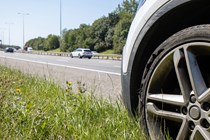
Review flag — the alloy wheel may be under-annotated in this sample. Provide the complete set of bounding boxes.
[146,42,210,139]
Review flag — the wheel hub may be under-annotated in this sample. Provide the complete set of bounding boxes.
[189,106,201,120]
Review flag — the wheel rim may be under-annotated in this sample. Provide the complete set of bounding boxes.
[146,42,210,139]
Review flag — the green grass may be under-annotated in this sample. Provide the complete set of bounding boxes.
[47,48,61,52]
[101,49,115,54]
[0,65,146,139]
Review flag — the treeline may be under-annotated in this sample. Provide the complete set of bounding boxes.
[26,0,139,54]
[26,35,59,51]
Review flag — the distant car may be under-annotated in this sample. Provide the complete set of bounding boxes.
[70,48,92,59]
[91,51,98,56]
[4,47,14,53]
[27,47,33,52]
[13,48,17,52]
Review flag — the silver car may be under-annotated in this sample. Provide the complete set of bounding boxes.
[70,48,92,59]
[122,0,210,139]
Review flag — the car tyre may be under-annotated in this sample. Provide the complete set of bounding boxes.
[140,25,210,139]
[78,54,82,59]
[70,54,73,58]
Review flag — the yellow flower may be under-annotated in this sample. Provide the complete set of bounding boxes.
[66,81,72,85]
[16,88,21,93]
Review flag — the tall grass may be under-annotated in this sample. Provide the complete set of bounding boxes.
[47,48,61,52]
[0,65,146,139]
[101,49,115,54]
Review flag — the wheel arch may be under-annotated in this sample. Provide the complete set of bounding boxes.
[127,0,210,115]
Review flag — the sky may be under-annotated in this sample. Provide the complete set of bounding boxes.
[0,0,124,47]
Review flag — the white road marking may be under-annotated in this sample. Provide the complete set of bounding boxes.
[0,55,121,76]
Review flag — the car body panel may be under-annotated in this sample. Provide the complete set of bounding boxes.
[122,0,192,114]
[122,0,170,74]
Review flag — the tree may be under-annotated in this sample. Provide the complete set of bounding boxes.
[26,0,139,54]
[116,0,138,15]
[112,0,139,54]
[113,13,133,54]
[26,37,45,50]
[44,34,59,51]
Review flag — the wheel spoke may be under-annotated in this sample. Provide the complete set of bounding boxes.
[198,88,210,103]
[190,126,210,140]
[206,110,210,124]
[147,103,185,122]
[148,94,184,106]
[176,119,190,140]
[173,49,191,103]
[184,47,207,97]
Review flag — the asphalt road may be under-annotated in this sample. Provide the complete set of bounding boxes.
[0,51,121,75]
[0,51,122,101]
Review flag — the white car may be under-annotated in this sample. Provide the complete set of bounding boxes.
[70,48,92,59]
[27,47,33,52]
[122,0,210,139]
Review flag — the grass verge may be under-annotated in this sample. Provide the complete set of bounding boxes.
[47,48,61,52]
[100,49,115,54]
[0,65,146,139]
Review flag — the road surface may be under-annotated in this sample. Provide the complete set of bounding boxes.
[0,51,122,101]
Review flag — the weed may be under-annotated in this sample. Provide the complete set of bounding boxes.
[0,65,146,139]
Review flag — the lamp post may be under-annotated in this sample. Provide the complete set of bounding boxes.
[18,12,29,48]
[0,32,4,46]
[60,0,62,37]
[0,28,6,45]
[59,0,63,50]
[5,22,13,46]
